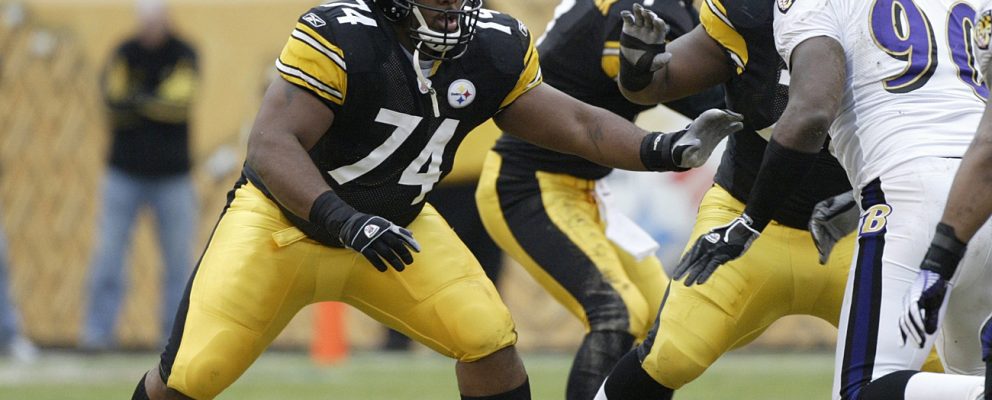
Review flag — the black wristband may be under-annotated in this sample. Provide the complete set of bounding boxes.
[619,32,666,92]
[640,130,690,172]
[921,222,968,279]
[309,190,359,246]
[742,138,818,231]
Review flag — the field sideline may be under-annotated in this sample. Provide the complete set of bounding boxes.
[0,350,834,399]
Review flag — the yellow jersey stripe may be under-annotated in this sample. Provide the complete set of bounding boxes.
[295,23,344,59]
[595,0,618,15]
[700,0,748,74]
[704,0,730,23]
[601,55,620,79]
[276,59,345,105]
[500,36,543,109]
[602,42,621,79]
[104,56,130,102]
[278,34,347,104]
[291,29,347,71]
[156,59,197,104]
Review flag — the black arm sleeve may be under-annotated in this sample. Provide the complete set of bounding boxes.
[741,138,818,231]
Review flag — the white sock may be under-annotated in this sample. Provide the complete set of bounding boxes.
[904,372,984,400]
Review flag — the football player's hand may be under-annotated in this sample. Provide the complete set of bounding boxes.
[619,3,671,91]
[899,269,950,348]
[339,213,421,272]
[898,223,967,348]
[809,190,859,264]
[676,109,744,168]
[673,215,760,286]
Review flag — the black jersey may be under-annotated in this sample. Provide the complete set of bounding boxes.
[492,0,725,180]
[700,0,850,230]
[244,2,542,245]
[104,36,197,177]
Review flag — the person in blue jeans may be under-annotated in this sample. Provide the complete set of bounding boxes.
[81,0,199,350]
[0,216,38,361]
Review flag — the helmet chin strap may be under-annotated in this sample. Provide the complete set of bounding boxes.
[411,6,459,53]
[412,45,441,118]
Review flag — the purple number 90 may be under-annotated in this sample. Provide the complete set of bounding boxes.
[870,0,988,98]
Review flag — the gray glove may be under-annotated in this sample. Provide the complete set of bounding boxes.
[809,190,859,264]
[678,109,743,168]
[619,3,671,91]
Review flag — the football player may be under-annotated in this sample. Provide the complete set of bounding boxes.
[673,0,992,398]
[130,0,743,399]
[474,1,725,399]
[906,3,992,399]
[594,1,943,399]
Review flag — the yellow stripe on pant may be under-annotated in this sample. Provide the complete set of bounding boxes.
[166,182,516,399]
[476,151,667,340]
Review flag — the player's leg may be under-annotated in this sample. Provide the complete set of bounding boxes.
[135,182,328,400]
[148,173,197,344]
[82,168,144,349]
[336,203,528,399]
[929,218,992,375]
[596,185,798,399]
[476,152,655,400]
[808,220,947,374]
[833,165,983,400]
[0,219,19,345]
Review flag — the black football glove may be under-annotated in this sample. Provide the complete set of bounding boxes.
[673,214,760,286]
[898,223,966,348]
[809,190,859,264]
[339,213,421,272]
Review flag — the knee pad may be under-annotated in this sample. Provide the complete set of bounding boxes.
[433,280,517,362]
[636,320,722,390]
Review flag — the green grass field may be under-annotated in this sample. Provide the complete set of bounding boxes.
[0,350,835,399]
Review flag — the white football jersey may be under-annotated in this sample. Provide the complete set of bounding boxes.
[774,0,987,191]
[975,0,992,79]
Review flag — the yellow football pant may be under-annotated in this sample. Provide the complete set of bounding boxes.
[476,151,666,339]
[637,185,941,389]
[165,182,516,399]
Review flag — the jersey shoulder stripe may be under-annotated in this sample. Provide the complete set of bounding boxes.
[292,23,346,70]
[499,29,543,109]
[276,6,362,107]
[275,58,344,102]
[701,0,748,73]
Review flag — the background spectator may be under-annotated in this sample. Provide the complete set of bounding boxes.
[80,0,198,351]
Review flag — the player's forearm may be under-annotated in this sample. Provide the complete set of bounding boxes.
[940,114,992,242]
[740,101,832,230]
[619,70,670,105]
[498,84,649,171]
[246,130,331,221]
[620,27,734,105]
[571,105,652,171]
[740,94,831,232]
[744,37,845,231]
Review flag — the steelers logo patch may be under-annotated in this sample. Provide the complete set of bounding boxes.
[778,0,794,13]
[448,79,476,109]
[976,10,992,51]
